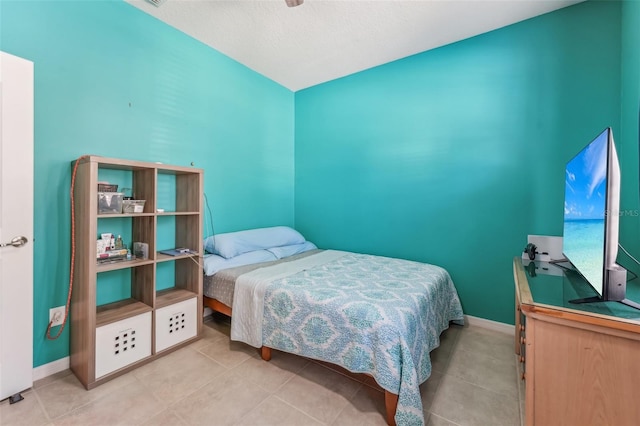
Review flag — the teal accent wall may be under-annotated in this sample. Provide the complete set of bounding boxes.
[619,0,640,276]
[0,0,634,369]
[1,1,294,367]
[294,1,622,324]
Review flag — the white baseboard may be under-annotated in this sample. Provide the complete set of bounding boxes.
[464,314,515,335]
[33,356,69,382]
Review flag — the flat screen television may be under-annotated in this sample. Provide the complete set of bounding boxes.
[563,127,640,309]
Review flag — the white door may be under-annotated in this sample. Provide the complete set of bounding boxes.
[0,51,34,401]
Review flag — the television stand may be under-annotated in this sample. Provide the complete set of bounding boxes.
[514,257,640,426]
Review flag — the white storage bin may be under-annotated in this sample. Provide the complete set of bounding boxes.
[95,312,151,379]
[155,297,197,352]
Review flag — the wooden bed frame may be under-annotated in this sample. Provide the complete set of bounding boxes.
[203,295,399,426]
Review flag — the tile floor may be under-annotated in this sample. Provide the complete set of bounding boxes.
[1,318,522,426]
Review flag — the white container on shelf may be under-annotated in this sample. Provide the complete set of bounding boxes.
[155,297,197,352]
[95,312,151,379]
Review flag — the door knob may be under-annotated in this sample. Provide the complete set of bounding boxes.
[0,236,28,248]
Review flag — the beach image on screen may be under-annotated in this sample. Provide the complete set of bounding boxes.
[563,130,608,295]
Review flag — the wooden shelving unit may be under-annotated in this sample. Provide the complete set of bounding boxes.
[70,156,203,390]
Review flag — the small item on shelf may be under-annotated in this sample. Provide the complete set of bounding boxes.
[96,239,110,257]
[122,199,146,214]
[98,192,123,214]
[97,182,118,192]
[121,187,133,201]
[97,248,128,264]
[97,234,125,258]
[133,242,149,260]
[159,248,195,256]
[97,249,127,258]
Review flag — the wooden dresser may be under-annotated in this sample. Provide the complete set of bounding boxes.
[513,257,640,426]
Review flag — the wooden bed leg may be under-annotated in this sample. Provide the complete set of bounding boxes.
[384,390,398,426]
[260,346,272,361]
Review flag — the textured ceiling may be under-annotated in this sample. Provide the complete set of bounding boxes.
[125,0,582,91]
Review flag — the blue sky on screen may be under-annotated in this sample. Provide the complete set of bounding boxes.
[564,130,608,220]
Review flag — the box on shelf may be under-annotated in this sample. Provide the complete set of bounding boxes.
[97,183,118,192]
[97,249,128,264]
[133,242,149,260]
[98,192,123,214]
[95,312,151,379]
[155,298,197,352]
[96,239,111,256]
[123,200,146,214]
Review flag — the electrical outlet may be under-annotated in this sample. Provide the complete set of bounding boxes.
[49,306,65,327]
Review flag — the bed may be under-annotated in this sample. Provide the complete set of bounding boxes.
[202,227,464,426]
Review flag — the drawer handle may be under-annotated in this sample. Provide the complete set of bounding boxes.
[521,372,526,381]
[520,324,525,331]
[520,356,525,363]
[520,336,526,345]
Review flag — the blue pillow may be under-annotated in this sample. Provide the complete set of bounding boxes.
[203,250,277,276]
[204,226,306,259]
[266,241,317,259]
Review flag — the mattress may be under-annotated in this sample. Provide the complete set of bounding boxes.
[203,249,323,307]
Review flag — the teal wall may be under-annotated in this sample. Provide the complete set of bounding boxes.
[1,0,636,368]
[619,0,640,276]
[294,1,623,324]
[1,1,294,367]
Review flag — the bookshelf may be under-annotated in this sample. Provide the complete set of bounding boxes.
[70,156,203,389]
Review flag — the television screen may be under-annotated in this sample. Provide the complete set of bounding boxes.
[563,129,610,295]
